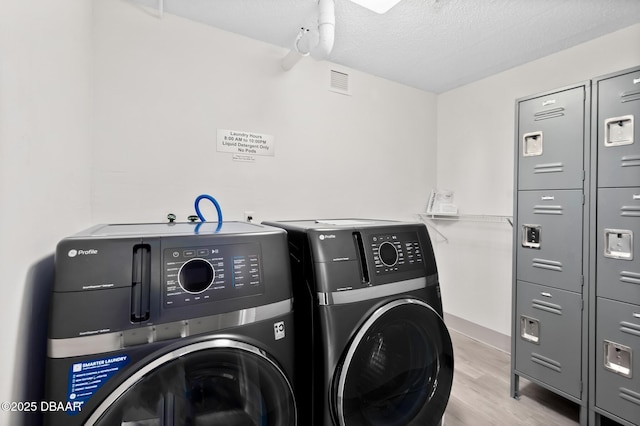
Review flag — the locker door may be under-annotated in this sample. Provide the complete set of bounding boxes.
[597,68,640,188]
[595,297,640,426]
[516,189,583,293]
[517,86,586,190]
[515,281,582,399]
[597,187,640,305]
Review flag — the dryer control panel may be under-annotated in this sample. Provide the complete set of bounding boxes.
[369,231,424,276]
[163,243,262,308]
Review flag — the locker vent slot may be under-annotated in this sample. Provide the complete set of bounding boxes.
[533,107,565,121]
[620,271,640,286]
[533,205,563,215]
[621,205,640,217]
[532,258,563,272]
[621,155,640,168]
[619,388,640,406]
[620,321,640,338]
[604,115,634,147]
[604,340,632,378]
[621,90,640,103]
[532,299,562,315]
[533,162,564,174]
[531,353,562,372]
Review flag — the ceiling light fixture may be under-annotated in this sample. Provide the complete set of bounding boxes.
[348,0,403,14]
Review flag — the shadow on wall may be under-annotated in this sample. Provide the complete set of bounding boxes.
[12,254,55,426]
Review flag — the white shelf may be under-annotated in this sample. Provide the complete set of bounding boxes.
[417,213,514,243]
[419,213,513,225]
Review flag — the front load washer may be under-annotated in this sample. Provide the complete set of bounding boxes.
[262,219,454,426]
[44,222,296,426]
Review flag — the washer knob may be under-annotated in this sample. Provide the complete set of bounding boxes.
[178,258,215,294]
[379,241,399,267]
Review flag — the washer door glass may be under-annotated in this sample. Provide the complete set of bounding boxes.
[333,299,454,426]
[90,340,296,426]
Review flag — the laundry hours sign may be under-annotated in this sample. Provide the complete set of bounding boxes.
[217,129,275,157]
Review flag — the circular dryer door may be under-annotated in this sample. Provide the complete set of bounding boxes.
[333,298,454,426]
[86,339,296,425]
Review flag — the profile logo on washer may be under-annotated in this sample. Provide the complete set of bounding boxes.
[68,248,99,258]
[319,234,336,241]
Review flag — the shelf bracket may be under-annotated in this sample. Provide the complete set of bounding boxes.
[422,220,448,243]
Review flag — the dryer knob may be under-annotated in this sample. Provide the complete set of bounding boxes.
[379,241,399,267]
[178,258,215,294]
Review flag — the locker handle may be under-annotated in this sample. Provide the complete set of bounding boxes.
[540,292,552,298]
[633,194,640,200]
[633,313,640,319]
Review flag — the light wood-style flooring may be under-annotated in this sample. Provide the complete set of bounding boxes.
[444,330,580,426]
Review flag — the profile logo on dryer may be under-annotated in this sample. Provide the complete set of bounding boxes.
[68,248,99,258]
[319,234,336,241]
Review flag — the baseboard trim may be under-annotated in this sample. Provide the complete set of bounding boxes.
[443,312,511,354]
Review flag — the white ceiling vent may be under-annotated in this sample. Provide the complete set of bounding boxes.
[329,69,351,95]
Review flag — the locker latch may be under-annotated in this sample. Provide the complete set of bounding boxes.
[523,131,543,157]
[522,225,541,249]
[604,115,634,147]
[604,229,633,260]
[520,315,540,344]
[604,340,632,378]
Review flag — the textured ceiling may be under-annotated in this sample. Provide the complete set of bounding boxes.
[130,0,640,93]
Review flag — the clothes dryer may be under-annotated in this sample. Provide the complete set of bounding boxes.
[262,219,453,426]
[44,222,296,425]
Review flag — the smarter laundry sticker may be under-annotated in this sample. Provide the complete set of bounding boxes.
[66,355,129,414]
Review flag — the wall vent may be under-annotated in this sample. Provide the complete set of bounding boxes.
[329,69,351,95]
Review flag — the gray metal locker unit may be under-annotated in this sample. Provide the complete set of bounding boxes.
[596,67,640,189]
[590,65,640,426]
[594,298,640,426]
[514,281,583,399]
[596,187,640,305]
[516,189,584,293]
[511,82,590,426]
[517,85,587,191]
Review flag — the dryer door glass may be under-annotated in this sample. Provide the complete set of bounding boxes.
[89,340,296,425]
[334,299,454,426]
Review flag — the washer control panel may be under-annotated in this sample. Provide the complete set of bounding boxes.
[163,243,262,307]
[370,231,423,276]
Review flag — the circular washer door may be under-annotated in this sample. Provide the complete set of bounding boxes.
[86,339,296,426]
[333,298,454,426]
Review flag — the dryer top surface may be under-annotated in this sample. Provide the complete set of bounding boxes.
[69,221,281,239]
[264,218,421,232]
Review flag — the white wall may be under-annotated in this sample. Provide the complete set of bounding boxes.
[1,0,638,416]
[0,0,93,418]
[0,0,436,416]
[436,23,640,343]
[92,0,438,225]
